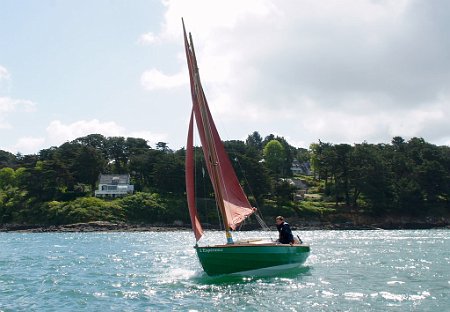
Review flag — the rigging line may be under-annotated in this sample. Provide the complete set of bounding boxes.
[255,212,271,232]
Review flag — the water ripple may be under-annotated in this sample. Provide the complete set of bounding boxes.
[0,230,448,311]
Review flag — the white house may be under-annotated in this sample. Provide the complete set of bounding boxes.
[95,174,134,198]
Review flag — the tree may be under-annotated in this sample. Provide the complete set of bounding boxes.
[349,143,390,213]
[152,153,185,194]
[45,197,124,225]
[74,134,108,149]
[275,136,295,177]
[129,148,165,191]
[333,144,352,206]
[0,167,16,189]
[0,150,17,168]
[310,141,334,193]
[119,192,168,223]
[263,140,285,177]
[18,160,72,202]
[106,137,128,172]
[156,142,171,153]
[246,131,263,156]
[71,146,107,192]
[274,179,296,206]
[73,134,109,158]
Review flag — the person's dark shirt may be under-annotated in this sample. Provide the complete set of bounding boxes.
[277,221,294,244]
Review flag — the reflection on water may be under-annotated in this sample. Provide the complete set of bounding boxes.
[192,265,312,285]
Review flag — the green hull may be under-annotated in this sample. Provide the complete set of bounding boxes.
[196,244,310,276]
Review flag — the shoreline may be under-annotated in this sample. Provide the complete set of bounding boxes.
[1,220,449,233]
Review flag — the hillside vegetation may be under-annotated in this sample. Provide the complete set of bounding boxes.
[1,133,449,228]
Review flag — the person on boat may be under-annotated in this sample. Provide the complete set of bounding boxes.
[276,216,294,244]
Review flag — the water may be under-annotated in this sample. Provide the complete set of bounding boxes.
[0,230,448,311]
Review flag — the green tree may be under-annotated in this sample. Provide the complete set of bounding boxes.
[0,167,16,189]
[119,192,168,223]
[263,139,285,177]
[152,153,185,194]
[349,143,390,213]
[0,150,17,168]
[333,144,352,206]
[45,197,124,225]
[274,179,296,207]
[71,146,106,192]
[74,134,108,149]
[106,137,128,172]
[246,131,264,156]
[18,160,72,202]
[129,148,165,191]
[155,142,171,152]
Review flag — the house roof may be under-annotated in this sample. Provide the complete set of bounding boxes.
[98,174,130,184]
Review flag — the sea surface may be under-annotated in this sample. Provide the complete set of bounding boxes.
[0,229,448,311]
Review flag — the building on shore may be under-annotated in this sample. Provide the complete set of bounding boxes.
[95,174,134,198]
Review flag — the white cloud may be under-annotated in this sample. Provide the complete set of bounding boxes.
[141,68,186,90]
[0,65,10,81]
[161,0,276,40]
[137,32,159,45]
[0,97,36,113]
[4,1,450,156]
[147,0,450,147]
[3,119,170,154]
[12,137,46,155]
[45,119,126,145]
[0,65,11,93]
[0,97,37,129]
[45,119,169,149]
[139,0,276,90]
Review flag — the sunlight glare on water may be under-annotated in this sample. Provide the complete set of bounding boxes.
[0,230,448,311]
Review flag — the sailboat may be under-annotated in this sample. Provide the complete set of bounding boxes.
[183,20,310,276]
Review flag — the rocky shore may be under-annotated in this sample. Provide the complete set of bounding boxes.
[1,219,449,233]
[0,221,193,233]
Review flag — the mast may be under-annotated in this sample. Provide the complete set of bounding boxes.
[187,33,234,244]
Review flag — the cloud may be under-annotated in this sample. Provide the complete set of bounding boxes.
[0,65,11,93]
[160,0,277,40]
[0,97,37,128]
[45,119,168,149]
[139,0,276,90]
[0,65,10,81]
[45,119,126,145]
[147,0,450,147]
[141,68,186,90]
[137,32,159,45]
[3,119,169,154]
[12,137,46,155]
[0,97,36,113]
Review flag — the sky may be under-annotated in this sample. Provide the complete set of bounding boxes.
[1,0,450,155]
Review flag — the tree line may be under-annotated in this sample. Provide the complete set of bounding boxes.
[0,133,449,226]
[310,137,450,217]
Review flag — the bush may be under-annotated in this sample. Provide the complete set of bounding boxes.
[118,192,168,223]
[44,197,124,225]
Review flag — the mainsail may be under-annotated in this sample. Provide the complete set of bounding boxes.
[183,20,255,242]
